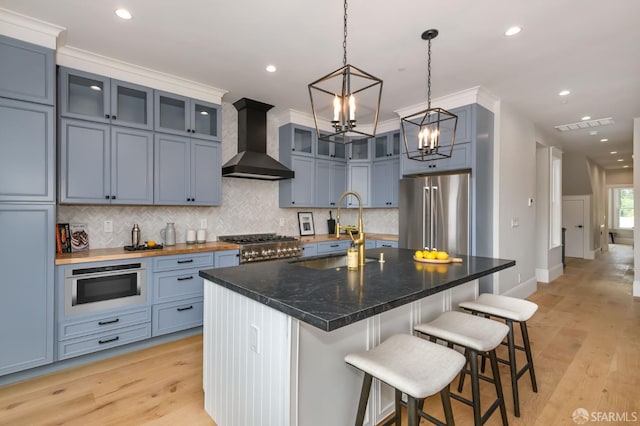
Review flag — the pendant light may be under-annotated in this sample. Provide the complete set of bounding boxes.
[401,29,458,161]
[308,0,383,144]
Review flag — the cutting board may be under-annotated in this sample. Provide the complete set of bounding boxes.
[413,256,463,264]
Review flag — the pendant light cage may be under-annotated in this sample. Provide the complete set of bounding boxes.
[402,29,458,161]
[308,0,383,144]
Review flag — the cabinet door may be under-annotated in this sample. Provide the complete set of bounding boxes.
[347,164,370,207]
[0,204,54,375]
[154,133,190,205]
[0,35,55,105]
[110,80,153,130]
[0,98,54,202]
[291,156,315,206]
[59,119,111,204]
[191,139,221,206]
[315,159,333,207]
[191,100,221,141]
[331,161,347,206]
[373,134,390,159]
[154,91,190,136]
[349,139,369,161]
[59,68,111,124]
[371,161,391,207]
[111,127,154,204]
[215,250,240,268]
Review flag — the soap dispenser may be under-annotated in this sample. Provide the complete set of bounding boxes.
[347,243,359,271]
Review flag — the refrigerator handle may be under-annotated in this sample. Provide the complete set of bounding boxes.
[431,185,438,251]
[423,186,430,250]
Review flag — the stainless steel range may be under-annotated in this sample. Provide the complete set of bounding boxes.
[219,233,302,263]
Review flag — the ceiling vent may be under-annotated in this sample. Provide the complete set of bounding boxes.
[554,117,614,132]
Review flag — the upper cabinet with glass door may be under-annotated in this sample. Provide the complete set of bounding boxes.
[348,138,370,161]
[59,67,153,130]
[154,90,221,141]
[317,132,346,161]
[373,131,400,160]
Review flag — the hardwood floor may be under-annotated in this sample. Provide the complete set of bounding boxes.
[1,244,638,425]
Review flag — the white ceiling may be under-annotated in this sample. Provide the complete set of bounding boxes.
[2,0,639,170]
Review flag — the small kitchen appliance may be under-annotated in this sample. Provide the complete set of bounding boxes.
[219,233,302,263]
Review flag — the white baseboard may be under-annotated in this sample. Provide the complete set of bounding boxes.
[535,263,564,283]
[501,277,537,299]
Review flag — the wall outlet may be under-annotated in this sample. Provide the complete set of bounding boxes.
[200,218,208,229]
[518,273,522,283]
[279,218,285,227]
[511,217,519,228]
[103,220,113,233]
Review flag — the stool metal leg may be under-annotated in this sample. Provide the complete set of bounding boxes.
[440,384,455,426]
[407,396,419,426]
[489,349,509,426]
[468,349,482,425]
[394,389,402,425]
[520,321,538,392]
[505,320,521,417]
[355,373,373,426]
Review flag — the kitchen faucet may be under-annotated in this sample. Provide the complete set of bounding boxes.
[335,191,366,266]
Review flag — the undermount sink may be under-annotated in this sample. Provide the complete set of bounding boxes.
[290,254,376,270]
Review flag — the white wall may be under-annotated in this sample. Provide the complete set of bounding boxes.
[494,102,537,296]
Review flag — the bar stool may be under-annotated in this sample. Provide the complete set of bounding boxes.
[414,311,509,426]
[459,293,538,417]
[345,334,466,426]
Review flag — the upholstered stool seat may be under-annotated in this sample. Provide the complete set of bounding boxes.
[414,311,509,426]
[345,334,466,426]
[459,294,538,417]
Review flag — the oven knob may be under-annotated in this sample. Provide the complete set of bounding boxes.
[276,248,282,255]
[250,250,258,258]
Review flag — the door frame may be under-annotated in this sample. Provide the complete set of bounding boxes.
[562,195,593,259]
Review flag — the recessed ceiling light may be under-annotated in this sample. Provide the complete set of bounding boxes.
[600,138,609,142]
[505,26,521,36]
[559,90,571,96]
[115,9,132,20]
[617,159,624,162]
[581,116,591,121]
[200,111,209,116]
[589,131,598,136]
[610,151,618,154]
[90,85,102,91]
[266,65,277,73]
[623,165,630,168]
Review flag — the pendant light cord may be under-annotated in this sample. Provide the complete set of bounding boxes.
[427,37,432,110]
[343,0,348,66]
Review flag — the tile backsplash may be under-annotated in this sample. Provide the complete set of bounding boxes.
[57,101,399,249]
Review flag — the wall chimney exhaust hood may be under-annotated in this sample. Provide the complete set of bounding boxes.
[222,98,294,180]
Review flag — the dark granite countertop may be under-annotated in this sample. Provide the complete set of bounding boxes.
[199,248,515,332]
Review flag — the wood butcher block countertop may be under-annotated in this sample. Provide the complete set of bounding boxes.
[54,241,241,265]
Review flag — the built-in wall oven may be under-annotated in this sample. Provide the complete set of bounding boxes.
[64,261,147,316]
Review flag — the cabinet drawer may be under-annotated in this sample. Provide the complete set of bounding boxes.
[153,268,204,303]
[153,252,214,272]
[301,243,318,257]
[57,323,151,360]
[375,240,398,248]
[152,298,203,336]
[58,307,151,340]
[316,240,351,254]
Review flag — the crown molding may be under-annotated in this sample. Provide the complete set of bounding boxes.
[57,46,227,104]
[394,86,500,117]
[276,108,400,133]
[0,8,64,49]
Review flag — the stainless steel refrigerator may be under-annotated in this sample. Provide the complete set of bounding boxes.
[399,171,471,255]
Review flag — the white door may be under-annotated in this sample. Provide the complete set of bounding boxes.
[563,199,584,258]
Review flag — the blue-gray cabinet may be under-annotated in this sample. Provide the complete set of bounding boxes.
[215,249,240,268]
[373,131,400,160]
[59,119,154,204]
[317,135,347,160]
[0,204,55,375]
[0,98,55,202]
[316,159,347,207]
[0,35,55,105]
[348,139,370,161]
[375,240,398,248]
[316,240,352,254]
[371,158,400,207]
[279,155,315,207]
[154,91,221,141]
[59,67,153,130]
[154,133,222,206]
[347,163,370,207]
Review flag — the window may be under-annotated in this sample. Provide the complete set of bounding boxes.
[609,187,634,229]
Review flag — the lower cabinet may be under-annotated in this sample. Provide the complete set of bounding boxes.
[316,240,352,254]
[375,240,398,248]
[152,298,204,336]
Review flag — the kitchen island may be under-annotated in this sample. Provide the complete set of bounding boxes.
[200,248,515,426]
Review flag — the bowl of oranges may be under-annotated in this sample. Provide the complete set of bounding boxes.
[413,249,462,264]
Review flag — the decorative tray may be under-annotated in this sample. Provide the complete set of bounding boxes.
[413,256,463,264]
[124,244,164,251]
